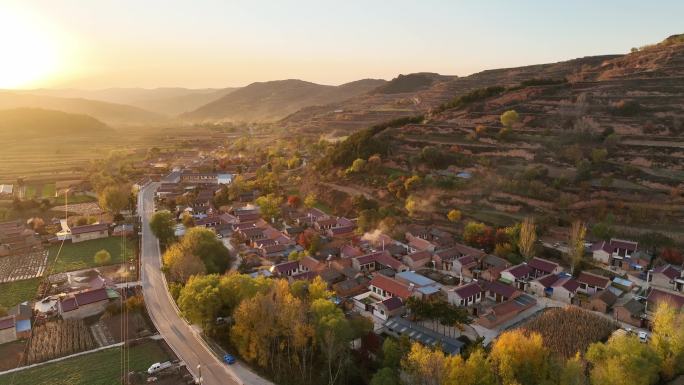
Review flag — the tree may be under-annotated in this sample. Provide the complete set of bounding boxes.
[181,227,232,274]
[382,338,404,369]
[370,367,397,385]
[287,195,301,208]
[311,298,353,385]
[304,193,317,208]
[149,210,176,245]
[591,148,608,164]
[650,301,684,380]
[405,195,419,217]
[163,243,206,283]
[93,249,112,265]
[347,158,367,174]
[568,220,586,274]
[298,228,321,254]
[308,276,332,302]
[518,217,537,260]
[586,334,661,385]
[559,353,588,385]
[255,193,282,221]
[177,274,222,327]
[490,330,550,385]
[98,185,130,214]
[447,209,462,222]
[181,212,195,228]
[500,110,520,128]
[462,221,495,251]
[404,175,422,192]
[402,342,448,385]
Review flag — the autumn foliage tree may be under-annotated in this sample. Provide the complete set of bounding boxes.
[517,217,536,260]
[490,330,551,385]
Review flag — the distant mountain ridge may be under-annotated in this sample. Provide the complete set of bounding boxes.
[181,78,387,122]
[0,91,165,125]
[0,108,109,138]
[19,87,238,116]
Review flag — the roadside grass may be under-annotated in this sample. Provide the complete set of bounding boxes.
[24,185,37,199]
[41,183,56,198]
[0,340,170,385]
[48,237,134,274]
[0,278,40,308]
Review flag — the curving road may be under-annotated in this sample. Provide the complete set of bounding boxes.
[138,182,272,385]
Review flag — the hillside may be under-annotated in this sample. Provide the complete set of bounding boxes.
[317,35,684,241]
[23,87,237,116]
[280,58,617,135]
[0,92,164,125]
[0,108,110,138]
[181,78,386,122]
[371,72,454,94]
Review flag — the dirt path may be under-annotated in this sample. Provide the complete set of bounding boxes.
[320,182,374,200]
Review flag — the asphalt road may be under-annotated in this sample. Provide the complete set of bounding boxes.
[138,182,272,385]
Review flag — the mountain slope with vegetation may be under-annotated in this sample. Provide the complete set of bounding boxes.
[0,108,110,138]
[181,78,386,122]
[313,34,684,243]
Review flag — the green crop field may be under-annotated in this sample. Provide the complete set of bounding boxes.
[0,278,40,309]
[48,237,134,273]
[0,341,170,385]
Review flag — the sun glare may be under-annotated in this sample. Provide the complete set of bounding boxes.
[0,9,61,89]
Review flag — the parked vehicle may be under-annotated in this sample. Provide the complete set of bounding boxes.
[148,361,173,374]
[223,354,236,365]
[638,331,649,343]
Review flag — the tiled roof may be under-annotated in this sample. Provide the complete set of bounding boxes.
[577,272,610,288]
[74,288,109,306]
[71,223,108,235]
[487,281,517,298]
[380,296,404,311]
[453,282,481,299]
[535,274,560,288]
[610,238,637,251]
[299,256,323,272]
[435,243,485,259]
[504,264,532,279]
[552,277,579,292]
[0,316,15,330]
[409,237,434,251]
[591,240,612,253]
[375,252,406,271]
[591,289,618,306]
[618,298,645,315]
[369,274,412,299]
[647,288,684,309]
[406,250,432,262]
[527,257,558,274]
[60,297,78,312]
[273,260,299,273]
[653,264,681,280]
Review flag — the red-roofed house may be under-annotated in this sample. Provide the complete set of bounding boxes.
[447,282,483,307]
[551,277,580,304]
[369,274,412,300]
[576,272,611,295]
[592,238,638,267]
[71,223,109,243]
[648,265,682,290]
[299,256,324,273]
[405,233,436,253]
[402,250,433,270]
[270,260,301,277]
[646,288,684,314]
[373,297,405,321]
[527,257,562,278]
[500,264,533,290]
[59,287,113,319]
[485,281,519,303]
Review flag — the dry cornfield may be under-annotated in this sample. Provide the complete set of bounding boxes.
[26,319,96,364]
[521,306,617,358]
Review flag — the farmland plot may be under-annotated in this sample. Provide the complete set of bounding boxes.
[26,319,96,364]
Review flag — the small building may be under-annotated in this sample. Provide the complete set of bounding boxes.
[646,288,684,314]
[368,274,412,300]
[500,264,532,290]
[373,297,405,321]
[576,271,611,295]
[383,316,464,355]
[333,277,370,297]
[70,223,109,243]
[591,238,638,267]
[270,261,301,277]
[59,287,116,319]
[529,273,579,304]
[647,264,681,290]
[402,250,433,270]
[614,298,645,327]
[394,271,442,300]
[476,294,537,329]
[583,289,618,313]
[527,257,562,279]
[447,282,482,307]
[485,281,519,303]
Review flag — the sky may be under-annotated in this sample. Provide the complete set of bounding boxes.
[1,0,683,89]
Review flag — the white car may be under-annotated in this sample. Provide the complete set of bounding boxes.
[638,331,649,343]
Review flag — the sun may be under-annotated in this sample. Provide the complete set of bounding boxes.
[0,9,61,89]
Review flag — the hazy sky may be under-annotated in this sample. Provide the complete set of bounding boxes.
[2,0,683,89]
